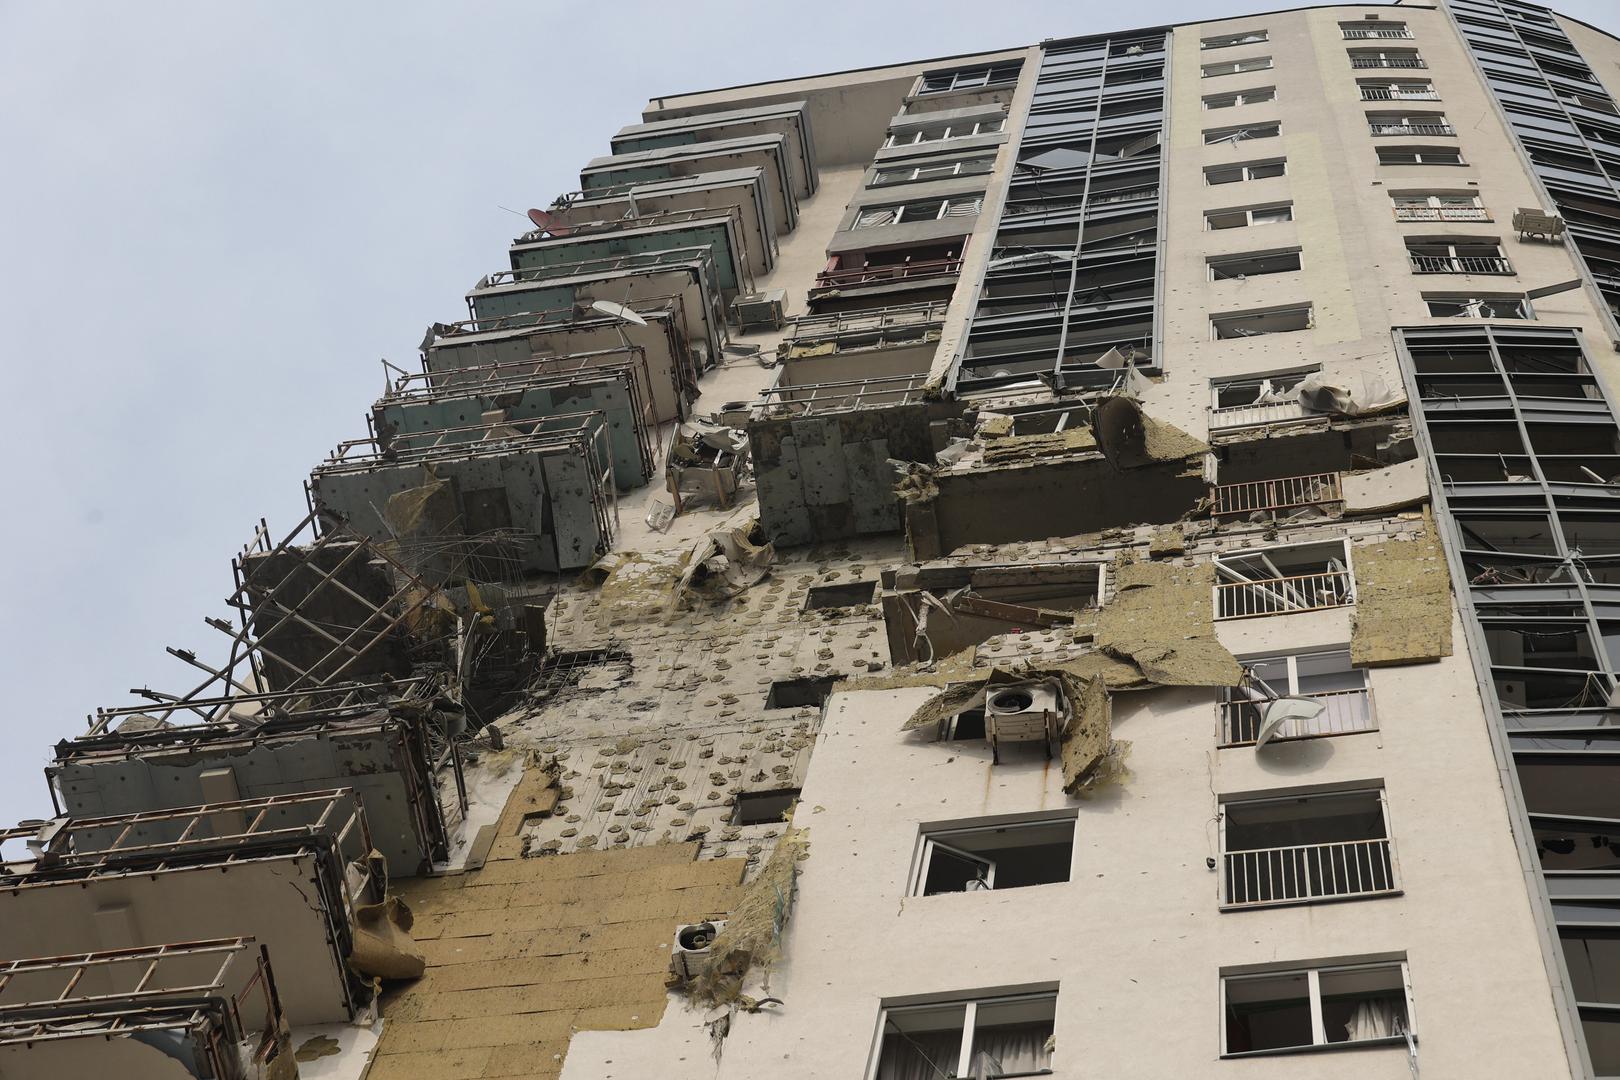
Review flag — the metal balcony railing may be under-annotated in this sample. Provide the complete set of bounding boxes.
[812,256,963,290]
[1409,253,1513,274]
[1343,27,1414,39]
[1351,57,1428,69]
[1215,569,1355,620]
[784,300,949,353]
[1393,205,1491,222]
[1213,471,1344,519]
[1218,686,1377,745]
[1369,121,1455,136]
[1223,837,1396,907]
[1209,398,1310,431]
[1360,87,1440,101]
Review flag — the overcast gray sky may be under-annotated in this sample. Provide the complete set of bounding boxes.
[1,0,1617,827]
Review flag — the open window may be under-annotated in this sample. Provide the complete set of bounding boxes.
[733,788,800,826]
[913,816,1075,896]
[1221,788,1397,906]
[805,580,877,610]
[1204,122,1281,145]
[1208,249,1301,281]
[1204,87,1277,110]
[1424,294,1531,319]
[1223,960,1412,1055]
[1211,305,1312,340]
[1214,539,1354,620]
[1205,203,1292,230]
[1205,159,1286,185]
[1220,649,1374,746]
[765,676,838,709]
[873,991,1056,1079]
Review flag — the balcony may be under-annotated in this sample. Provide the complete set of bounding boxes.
[1369,120,1455,136]
[1224,837,1396,906]
[1393,204,1491,222]
[1213,471,1344,520]
[1216,569,1354,619]
[1222,789,1397,908]
[1351,57,1427,69]
[1360,86,1440,101]
[1409,252,1514,274]
[812,255,963,290]
[1209,398,1309,431]
[1219,685,1376,745]
[1343,27,1413,40]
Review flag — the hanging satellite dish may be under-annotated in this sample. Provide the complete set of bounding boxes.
[1255,696,1327,748]
[590,299,648,326]
[526,208,551,231]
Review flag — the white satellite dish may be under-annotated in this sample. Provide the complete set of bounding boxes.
[1256,697,1327,748]
[590,299,648,326]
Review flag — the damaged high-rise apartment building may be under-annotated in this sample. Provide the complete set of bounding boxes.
[14,1,1620,1076]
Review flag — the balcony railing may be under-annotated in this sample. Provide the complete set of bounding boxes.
[1351,57,1427,69]
[1213,471,1343,520]
[1209,398,1310,431]
[1215,569,1355,620]
[812,256,963,290]
[784,300,949,355]
[1343,28,1414,39]
[1360,87,1440,101]
[1218,686,1377,746]
[1393,205,1491,222]
[1369,121,1455,136]
[1223,837,1397,907]
[1409,253,1513,274]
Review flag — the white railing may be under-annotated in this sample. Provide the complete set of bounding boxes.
[1343,28,1414,39]
[1209,398,1309,431]
[1219,686,1377,745]
[1224,837,1396,906]
[1409,254,1513,274]
[1361,87,1440,101]
[1393,205,1491,222]
[1351,57,1427,69]
[1214,471,1343,519]
[1215,570,1355,620]
[1369,121,1455,136]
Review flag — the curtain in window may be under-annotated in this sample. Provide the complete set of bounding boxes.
[972,1022,1053,1076]
[876,1030,960,1080]
[1344,998,1405,1041]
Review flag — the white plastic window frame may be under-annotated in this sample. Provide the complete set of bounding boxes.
[1219,959,1414,1057]
[1219,786,1394,880]
[882,118,1006,149]
[1204,122,1282,145]
[1423,294,1533,319]
[1392,192,1482,210]
[1204,87,1278,110]
[1207,247,1303,282]
[1205,202,1294,229]
[908,814,1077,897]
[867,990,1059,1080]
[1377,146,1466,165]
[1218,647,1372,746]
[853,195,983,229]
[1209,304,1315,340]
[1202,29,1269,50]
[872,155,995,186]
[1204,159,1287,185]
[1202,56,1273,78]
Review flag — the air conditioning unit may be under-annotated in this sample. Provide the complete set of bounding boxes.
[984,682,1063,762]
[670,919,727,981]
[732,288,787,331]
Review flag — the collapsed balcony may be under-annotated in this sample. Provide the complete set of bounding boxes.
[310,412,618,576]
[807,243,965,313]
[1213,540,1356,621]
[0,789,380,1024]
[0,939,292,1080]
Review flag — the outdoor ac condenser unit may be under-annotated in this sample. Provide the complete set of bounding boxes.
[670,919,727,980]
[984,682,1063,762]
[732,288,787,331]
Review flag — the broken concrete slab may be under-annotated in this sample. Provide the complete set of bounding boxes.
[1350,514,1454,667]
[1094,558,1243,688]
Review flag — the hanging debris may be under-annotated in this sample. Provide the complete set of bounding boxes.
[1094,558,1243,687]
[682,828,810,1007]
[1351,514,1454,666]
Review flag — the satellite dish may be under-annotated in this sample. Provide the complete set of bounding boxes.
[590,299,648,326]
[1256,697,1327,748]
[526,208,551,231]
[547,220,573,237]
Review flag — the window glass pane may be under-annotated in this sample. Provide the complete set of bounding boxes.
[1251,206,1292,223]
[1225,972,1313,1052]
[1250,161,1286,178]
[1318,965,1408,1043]
[971,997,1056,1076]
[878,1005,966,1080]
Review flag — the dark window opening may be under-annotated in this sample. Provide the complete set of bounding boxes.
[805,581,877,610]
[733,788,800,826]
[917,818,1075,895]
[765,676,838,709]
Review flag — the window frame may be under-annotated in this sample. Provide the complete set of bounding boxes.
[882,117,1006,148]
[869,990,1059,1080]
[1220,959,1415,1057]
[1203,87,1278,110]
[1219,786,1398,907]
[1202,29,1269,50]
[1218,648,1375,746]
[852,194,984,229]
[1423,293,1533,319]
[918,62,1022,96]
[1202,56,1273,78]
[871,154,997,187]
[909,813,1078,897]
[1208,248,1303,281]
[1210,304,1314,340]
[1204,201,1294,229]
[1204,122,1282,146]
[1204,159,1287,185]
[1376,145,1467,166]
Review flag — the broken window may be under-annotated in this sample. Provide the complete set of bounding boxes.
[874,991,1056,1079]
[1214,539,1354,620]
[1205,159,1286,185]
[1203,57,1272,78]
[882,118,1005,148]
[918,62,1022,95]
[1204,122,1281,145]
[1220,650,1374,746]
[1424,294,1531,319]
[733,788,800,826]
[1205,202,1292,229]
[913,816,1075,896]
[1209,367,1316,430]
[1211,305,1313,340]
[1204,87,1277,110]
[1222,788,1396,906]
[1202,30,1269,49]
[853,195,984,228]
[765,676,838,709]
[1223,960,1411,1055]
[1208,249,1301,281]
[805,580,877,610]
